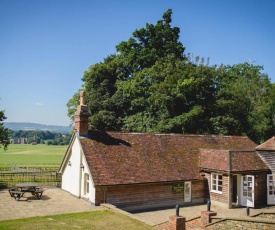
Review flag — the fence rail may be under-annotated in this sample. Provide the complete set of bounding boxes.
[0,166,61,189]
[0,166,60,172]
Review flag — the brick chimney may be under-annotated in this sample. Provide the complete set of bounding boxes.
[74,91,89,136]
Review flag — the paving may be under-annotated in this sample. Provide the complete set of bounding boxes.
[0,188,104,221]
[1,187,275,228]
[131,203,275,226]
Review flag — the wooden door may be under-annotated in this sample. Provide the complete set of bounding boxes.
[184,181,191,202]
[241,175,254,207]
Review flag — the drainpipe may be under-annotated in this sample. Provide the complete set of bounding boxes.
[228,151,232,208]
[79,152,83,198]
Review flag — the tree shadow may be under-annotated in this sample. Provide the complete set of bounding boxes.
[90,131,131,147]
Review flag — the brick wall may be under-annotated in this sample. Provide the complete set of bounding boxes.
[95,180,206,211]
[155,215,186,230]
[205,173,229,206]
[185,217,203,229]
[205,218,275,229]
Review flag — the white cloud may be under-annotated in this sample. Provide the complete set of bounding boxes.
[35,102,43,106]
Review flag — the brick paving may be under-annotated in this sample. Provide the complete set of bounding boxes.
[0,188,104,221]
[1,188,275,228]
[131,203,275,226]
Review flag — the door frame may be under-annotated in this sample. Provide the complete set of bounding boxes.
[267,174,275,205]
[184,181,192,202]
[240,175,254,207]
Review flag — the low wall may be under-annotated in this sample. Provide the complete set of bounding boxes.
[205,217,275,229]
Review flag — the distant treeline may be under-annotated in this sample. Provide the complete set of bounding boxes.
[9,130,72,145]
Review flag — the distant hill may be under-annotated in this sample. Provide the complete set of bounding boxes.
[3,122,72,133]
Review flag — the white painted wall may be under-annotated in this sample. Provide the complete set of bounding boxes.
[61,136,96,203]
[80,154,96,203]
[62,138,82,197]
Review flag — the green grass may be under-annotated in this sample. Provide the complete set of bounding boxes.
[0,144,67,166]
[0,210,152,230]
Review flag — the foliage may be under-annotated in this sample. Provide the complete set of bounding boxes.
[67,9,275,144]
[0,110,9,150]
[9,130,71,145]
[211,63,274,143]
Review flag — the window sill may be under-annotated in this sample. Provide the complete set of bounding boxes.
[211,190,222,195]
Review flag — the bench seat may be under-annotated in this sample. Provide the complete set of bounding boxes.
[8,187,44,200]
[34,189,44,199]
[9,190,25,201]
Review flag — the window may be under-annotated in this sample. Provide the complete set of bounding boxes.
[84,173,89,195]
[211,173,222,194]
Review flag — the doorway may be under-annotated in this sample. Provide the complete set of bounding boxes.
[267,174,275,205]
[232,175,237,203]
[184,181,191,202]
[241,175,254,207]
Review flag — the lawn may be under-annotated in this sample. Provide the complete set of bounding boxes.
[0,144,67,166]
[0,210,152,230]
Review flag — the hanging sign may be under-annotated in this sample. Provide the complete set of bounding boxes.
[172,182,184,193]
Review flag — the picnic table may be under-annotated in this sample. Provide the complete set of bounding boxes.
[8,183,44,201]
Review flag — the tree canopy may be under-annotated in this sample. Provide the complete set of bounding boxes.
[67,9,275,144]
[0,110,9,150]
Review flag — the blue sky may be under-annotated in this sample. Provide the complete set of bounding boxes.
[0,0,274,126]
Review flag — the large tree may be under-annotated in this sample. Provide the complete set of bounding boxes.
[68,9,186,131]
[211,62,274,143]
[67,9,275,143]
[0,110,9,150]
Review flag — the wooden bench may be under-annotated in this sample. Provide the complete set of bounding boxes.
[34,189,44,199]
[9,187,44,200]
[9,190,25,201]
[8,188,17,197]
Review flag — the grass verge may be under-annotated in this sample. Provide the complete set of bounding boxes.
[0,210,152,230]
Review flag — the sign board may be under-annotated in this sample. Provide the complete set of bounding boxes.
[172,182,184,193]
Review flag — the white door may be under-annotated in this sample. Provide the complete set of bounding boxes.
[267,174,275,205]
[184,181,191,202]
[241,175,254,207]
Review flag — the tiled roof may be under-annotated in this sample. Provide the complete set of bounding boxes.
[231,151,269,171]
[256,136,275,150]
[200,150,268,172]
[200,149,229,171]
[80,132,256,186]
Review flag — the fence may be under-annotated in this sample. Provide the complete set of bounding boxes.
[0,166,61,189]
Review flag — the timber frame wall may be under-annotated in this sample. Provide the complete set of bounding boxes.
[95,180,207,211]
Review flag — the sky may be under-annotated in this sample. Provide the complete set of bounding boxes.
[0,0,275,126]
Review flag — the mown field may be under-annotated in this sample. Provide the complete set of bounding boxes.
[0,210,152,230]
[0,144,67,166]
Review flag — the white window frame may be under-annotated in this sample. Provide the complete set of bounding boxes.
[211,173,223,194]
[84,173,90,195]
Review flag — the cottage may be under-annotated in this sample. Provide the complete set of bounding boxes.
[59,91,274,211]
